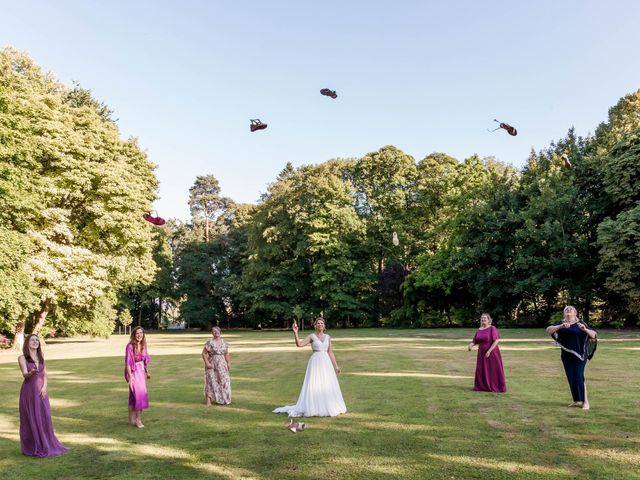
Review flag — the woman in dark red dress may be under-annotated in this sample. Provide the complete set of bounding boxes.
[467,313,506,393]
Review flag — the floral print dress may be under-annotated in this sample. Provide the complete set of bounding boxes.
[204,339,231,404]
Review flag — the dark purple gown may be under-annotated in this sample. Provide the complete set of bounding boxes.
[19,359,70,457]
[472,326,507,393]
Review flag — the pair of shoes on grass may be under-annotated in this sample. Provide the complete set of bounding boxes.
[287,418,306,433]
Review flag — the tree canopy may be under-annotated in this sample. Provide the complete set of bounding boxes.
[2,48,640,337]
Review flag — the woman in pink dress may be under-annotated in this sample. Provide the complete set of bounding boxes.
[467,313,506,393]
[202,326,231,406]
[18,334,70,457]
[125,326,150,428]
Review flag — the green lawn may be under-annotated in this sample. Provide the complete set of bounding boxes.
[1,328,639,479]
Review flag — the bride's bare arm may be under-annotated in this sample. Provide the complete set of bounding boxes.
[292,321,312,347]
[327,338,341,374]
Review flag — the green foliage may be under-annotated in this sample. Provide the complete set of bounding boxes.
[597,130,640,320]
[0,48,158,338]
[237,160,375,327]
[4,48,640,332]
[0,228,38,331]
[118,308,133,327]
[600,129,640,208]
[188,174,230,242]
[594,90,640,153]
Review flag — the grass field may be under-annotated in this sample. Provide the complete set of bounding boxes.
[1,328,639,480]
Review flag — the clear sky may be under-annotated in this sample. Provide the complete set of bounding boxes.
[2,1,639,220]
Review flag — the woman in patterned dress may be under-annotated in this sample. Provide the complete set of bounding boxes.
[202,326,231,406]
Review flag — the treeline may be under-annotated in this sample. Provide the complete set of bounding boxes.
[2,49,640,342]
[161,89,640,329]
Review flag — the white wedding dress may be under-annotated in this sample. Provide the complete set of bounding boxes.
[273,333,347,417]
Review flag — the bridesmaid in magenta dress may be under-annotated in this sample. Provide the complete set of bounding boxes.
[467,313,506,393]
[125,326,150,428]
[18,334,70,457]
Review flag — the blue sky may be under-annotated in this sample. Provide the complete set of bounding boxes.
[2,1,639,220]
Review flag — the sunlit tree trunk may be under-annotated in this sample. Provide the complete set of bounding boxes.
[13,321,25,350]
[32,298,52,335]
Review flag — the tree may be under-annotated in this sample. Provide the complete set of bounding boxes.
[188,175,229,242]
[597,129,640,321]
[351,146,419,323]
[594,90,640,153]
[239,161,373,327]
[0,48,158,346]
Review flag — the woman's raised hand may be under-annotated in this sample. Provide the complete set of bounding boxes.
[292,321,298,334]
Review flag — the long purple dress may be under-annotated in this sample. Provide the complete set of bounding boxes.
[472,326,507,393]
[124,344,150,411]
[19,359,70,457]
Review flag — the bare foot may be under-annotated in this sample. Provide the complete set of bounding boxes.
[582,403,590,410]
[136,422,145,428]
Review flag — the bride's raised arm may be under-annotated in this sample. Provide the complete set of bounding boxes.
[292,321,312,348]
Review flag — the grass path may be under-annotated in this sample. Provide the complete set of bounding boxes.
[1,328,639,479]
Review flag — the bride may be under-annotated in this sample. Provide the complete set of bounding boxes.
[273,317,347,417]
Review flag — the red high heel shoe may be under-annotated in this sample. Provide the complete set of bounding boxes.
[143,211,166,226]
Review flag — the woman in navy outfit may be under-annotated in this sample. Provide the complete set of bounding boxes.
[546,306,597,410]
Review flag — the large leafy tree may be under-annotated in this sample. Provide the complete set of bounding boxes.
[0,48,158,346]
[0,50,42,337]
[597,129,640,322]
[240,161,372,327]
[351,146,419,323]
[293,160,372,325]
[399,155,516,326]
[176,181,254,329]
